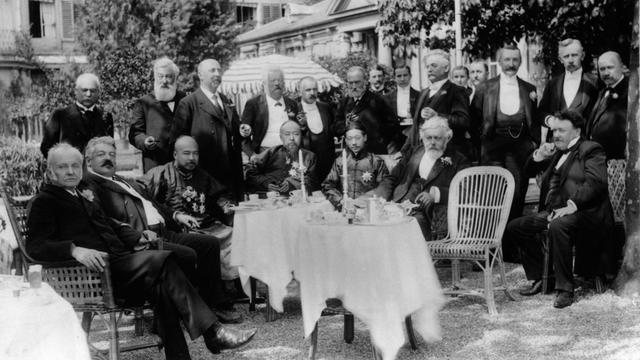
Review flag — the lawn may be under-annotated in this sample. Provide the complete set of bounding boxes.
[91,263,640,360]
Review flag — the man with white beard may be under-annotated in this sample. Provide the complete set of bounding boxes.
[376,116,470,240]
[129,57,186,172]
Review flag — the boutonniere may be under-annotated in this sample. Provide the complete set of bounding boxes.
[181,186,205,215]
[529,91,537,101]
[80,189,95,202]
[440,156,453,166]
[611,92,619,99]
[288,161,307,179]
[361,171,373,183]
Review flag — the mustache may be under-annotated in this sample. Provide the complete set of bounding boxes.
[504,66,518,72]
[101,159,114,167]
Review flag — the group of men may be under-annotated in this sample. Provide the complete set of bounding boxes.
[28,37,629,360]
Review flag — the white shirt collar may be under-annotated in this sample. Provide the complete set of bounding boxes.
[266,95,285,107]
[76,102,96,112]
[429,78,447,92]
[397,85,411,93]
[567,136,580,149]
[500,73,518,85]
[610,75,624,89]
[200,86,221,100]
[565,67,582,80]
[301,101,318,112]
[88,168,117,182]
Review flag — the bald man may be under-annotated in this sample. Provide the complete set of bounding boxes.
[245,121,319,194]
[586,51,628,159]
[41,73,114,156]
[172,59,244,201]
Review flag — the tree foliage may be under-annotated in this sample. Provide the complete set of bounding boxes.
[378,0,634,69]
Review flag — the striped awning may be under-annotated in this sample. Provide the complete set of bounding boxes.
[220,54,343,95]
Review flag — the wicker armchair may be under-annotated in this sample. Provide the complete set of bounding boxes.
[1,187,160,360]
[428,166,516,315]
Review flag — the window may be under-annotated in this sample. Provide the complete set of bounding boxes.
[29,0,55,38]
[262,4,282,24]
[236,5,256,25]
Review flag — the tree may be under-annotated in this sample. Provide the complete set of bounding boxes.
[378,0,634,70]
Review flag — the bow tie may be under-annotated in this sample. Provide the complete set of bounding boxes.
[275,102,283,107]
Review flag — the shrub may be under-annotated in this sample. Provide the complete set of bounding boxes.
[0,136,46,197]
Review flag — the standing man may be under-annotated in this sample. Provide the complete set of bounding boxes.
[172,58,244,202]
[537,39,599,144]
[472,44,539,220]
[503,110,612,308]
[297,76,335,181]
[385,64,420,130]
[241,66,300,159]
[586,51,628,160]
[334,66,401,154]
[129,57,186,172]
[405,50,471,160]
[369,65,388,95]
[469,61,489,93]
[41,73,114,156]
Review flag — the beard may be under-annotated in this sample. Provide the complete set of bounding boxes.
[425,148,444,160]
[154,83,177,102]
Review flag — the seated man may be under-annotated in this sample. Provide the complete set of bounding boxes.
[141,135,238,281]
[375,116,470,240]
[27,143,255,360]
[322,119,388,210]
[503,109,613,309]
[83,136,242,323]
[245,120,319,195]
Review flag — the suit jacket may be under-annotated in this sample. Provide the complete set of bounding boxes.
[300,100,335,181]
[26,184,141,261]
[375,145,470,203]
[586,76,629,159]
[172,89,244,201]
[471,76,539,143]
[385,86,420,120]
[405,80,471,152]
[525,139,613,273]
[333,89,402,154]
[245,146,319,193]
[129,91,186,171]
[83,172,181,233]
[41,103,114,156]
[537,71,599,133]
[240,94,300,156]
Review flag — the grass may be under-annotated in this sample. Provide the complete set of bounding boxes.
[88,263,640,360]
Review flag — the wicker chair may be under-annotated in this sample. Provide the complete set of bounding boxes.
[1,188,161,360]
[428,166,516,315]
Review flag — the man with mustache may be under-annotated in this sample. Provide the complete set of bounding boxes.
[241,66,300,160]
[369,65,388,95]
[296,76,335,181]
[141,135,238,281]
[334,66,401,155]
[471,44,539,223]
[503,109,612,308]
[129,57,186,172]
[469,61,489,91]
[537,39,599,144]
[29,142,256,360]
[83,136,243,324]
[404,50,472,161]
[41,73,114,156]
[585,51,628,160]
[172,59,244,202]
[376,116,470,240]
[245,121,318,194]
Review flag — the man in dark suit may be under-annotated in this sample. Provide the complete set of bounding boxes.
[537,39,599,143]
[503,109,613,308]
[385,64,420,133]
[83,136,242,323]
[472,44,539,220]
[28,143,255,360]
[333,66,401,154]
[172,59,244,201]
[368,64,389,96]
[296,76,335,181]
[240,66,300,159]
[376,116,470,240]
[41,73,114,156]
[129,57,186,172]
[586,51,628,160]
[405,50,472,160]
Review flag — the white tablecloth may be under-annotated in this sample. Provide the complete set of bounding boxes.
[0,276,91,360]
[295,218,444,360]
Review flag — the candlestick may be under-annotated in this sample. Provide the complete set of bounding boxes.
[299,149,307,202]
[342,149,348,212]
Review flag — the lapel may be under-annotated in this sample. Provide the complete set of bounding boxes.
[423,148,454,185]
[351,91,372,114]
[388,89,398,114]
[70,104,90,137]
[517,78,533,127]
[91,173,134,197]
[405,146,426,185]
[427,80,451,110]
[219,93,234,123]
[589,89,610,132]
[555,74,568,109]
[195,89,224,120]
[568,74,588,110]
[258,94,270,121]
[486,78,500,123]
[558,140,582,186]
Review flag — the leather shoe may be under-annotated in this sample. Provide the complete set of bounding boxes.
[214,309,243,324]
[519,280,542,296]
[204,326,257,354]
[553,290,574,309]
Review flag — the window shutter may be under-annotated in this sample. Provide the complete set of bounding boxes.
[61,0,74,39]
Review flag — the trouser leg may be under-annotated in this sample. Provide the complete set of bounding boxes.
[504,212,549,279]
[548,214,579,292]
[413,201,435,241]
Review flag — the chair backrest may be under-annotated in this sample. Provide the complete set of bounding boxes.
[447,166,515,246]
[607,159,626,223]
[0,187,35,272]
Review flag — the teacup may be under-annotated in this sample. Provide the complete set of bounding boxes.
[266,191,278,199]
[289,189,303,202]
[248,194,259,202]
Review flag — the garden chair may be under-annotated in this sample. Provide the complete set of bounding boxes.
[428,166,516,315]
[1,187,161,360]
